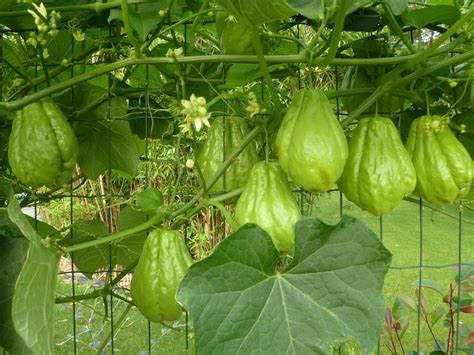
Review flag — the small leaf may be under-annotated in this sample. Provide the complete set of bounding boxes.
[397,316,410,338]
[135,188,164,215]
[71,219,110,277]
[71,208,148,275]
[411,279,445,296]
[177,215,392,354]
[115,206,147,269]
[402,5,460,28]
[460,305,474,314]
[385,0,408,16]
[395,294,418,312]
[429,306,445,325]
[416,288,427,311]
[453,293,473,308]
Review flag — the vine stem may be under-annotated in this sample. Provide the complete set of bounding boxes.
[65,126,261,253]
[381,1,417,54]
[319,0,350,67]
[202,199,237,231]
[120,0,141,58]
[419,293,444,352]
[96,303,133,355]
[0,0,158,17]
[394,327,406,355]
[0,48,458,113]
[252,29,282,117]
[342,50,474,127]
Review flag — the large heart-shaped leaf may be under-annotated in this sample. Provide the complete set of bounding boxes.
[74,120,140,180]
[0,180,60,354]
[177,216,392,354]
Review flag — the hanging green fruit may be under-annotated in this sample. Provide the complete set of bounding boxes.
[275,89,348,192]
[339,116,417,215]
[197,116,260,193]
[131,229,193,323]
[341,66,404,115]
[406,115,473,205]
[234,161,301,254]
[8,99,78,188]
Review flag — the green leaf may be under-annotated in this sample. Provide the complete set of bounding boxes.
[0,179,60,354]
[0,236,31,354]
[135,188,164,215]
[2,38,29,77]
[74,120,140,179]
[71,219,110,277]
[385,0,408,16]
[115,206,147,269]
[71,208,147,275]
[410,279,445,296]
[216,0,374,25]
[394,294,418,313]
[109,1,182,41]
[177,216,392,354]
[429,306,445,326]
[402,5,460,28]
[45,30,83,65]
[215,0,296,25]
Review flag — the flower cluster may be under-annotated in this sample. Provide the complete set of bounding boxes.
[25,2,63,58]
[423,117,449,135]
[245,92,267,118]
[180,94,211,133]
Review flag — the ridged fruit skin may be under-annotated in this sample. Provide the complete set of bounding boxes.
[406,115,473,205]
[197,116,260,192]
[339,116,416,215]
[234,161,301,254]
[131,229,193,323]
[341,66,403,115]
[8,99,78,188]
[275,89,348,192]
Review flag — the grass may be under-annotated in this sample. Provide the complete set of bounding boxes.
[52,192,473,354]
[313,192,474,354]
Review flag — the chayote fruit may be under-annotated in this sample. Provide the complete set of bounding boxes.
[406,115,473,205]
[198,116,260,193]
[131,229,193,323]
[341,66,404,115]
[275,89,348,192]
[8,99,78,188]
[339,116,416,215]
[234,161,301,254]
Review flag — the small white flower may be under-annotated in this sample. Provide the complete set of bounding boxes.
[245,92,267,118]
[180,94,211,133]
[28,2,48,21]
[73,30,85,42]
[26,36,37,48]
